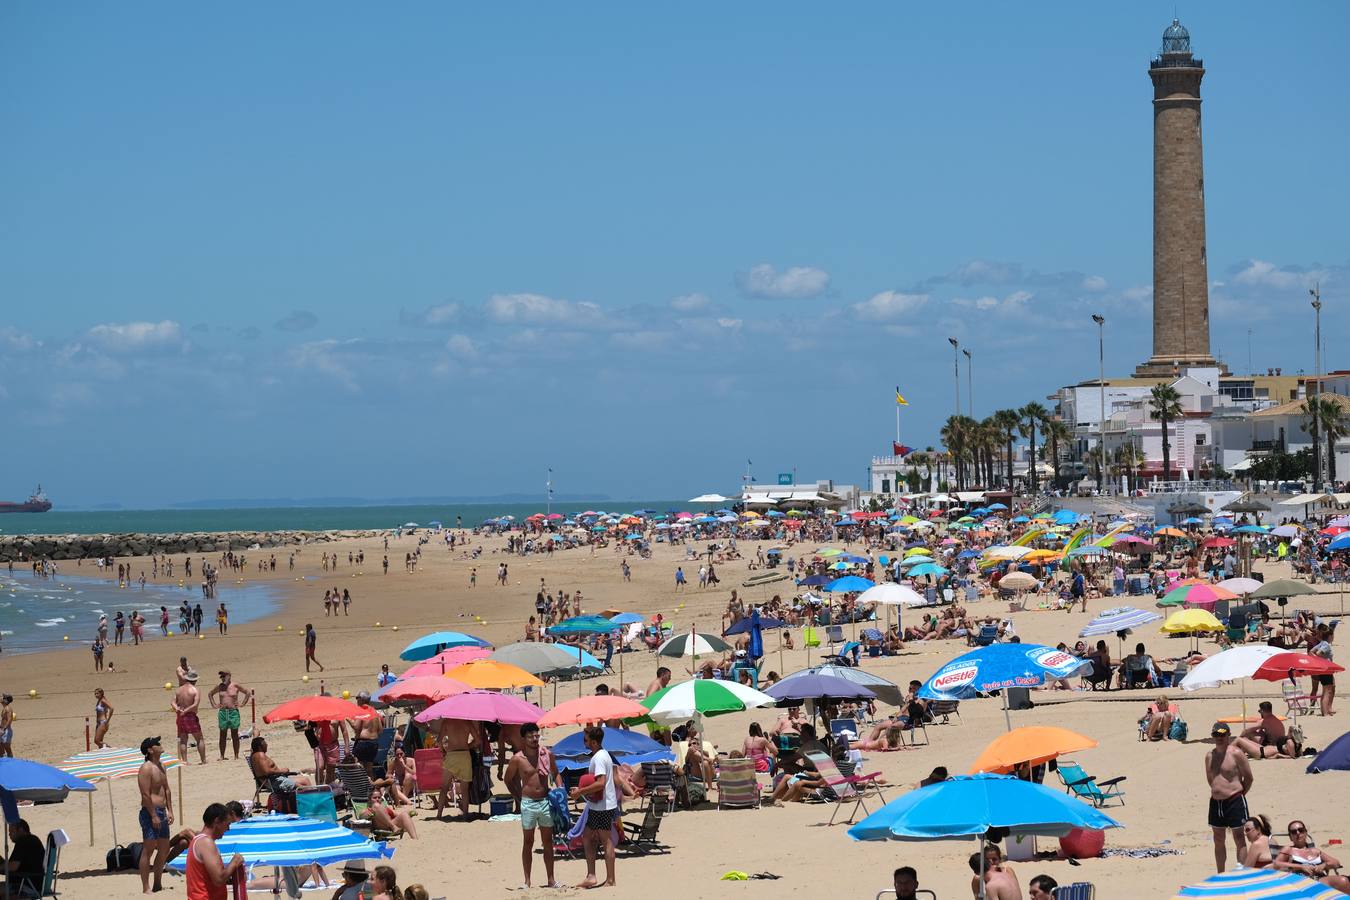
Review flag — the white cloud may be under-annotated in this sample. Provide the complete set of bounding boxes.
[444,334,477,357]
[0,327,37,352]
[1082,275,1108,291]
[716,318,743,330]
[86,320,184,353]
[851,291,929,321]
[610,331,669,350]
[670,292,711,312]
[485,293,607,326]
[736,264,830,299]
[952,290,1034,318]
[1231,259,1323,291]
[291,339,359,391]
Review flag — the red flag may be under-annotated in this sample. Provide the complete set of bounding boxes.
[893,442,914,457]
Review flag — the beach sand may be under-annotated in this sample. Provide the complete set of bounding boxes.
[3,532,1348,898]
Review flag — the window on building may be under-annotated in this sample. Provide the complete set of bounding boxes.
[1195,434,1205,446]
[881,479,891,494]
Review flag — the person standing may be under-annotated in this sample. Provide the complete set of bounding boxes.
[207,671,253,761]
[0,695,13,757]
[305,624,324,672]
[137,736,175,894]
[174,672,208,764]
[504,722,560,890]
[435,719,480,820]
[93,688,114,748]
[192,604,204,636]
[1205,722,1254,872]
[570,725,617,889]
[184,803,245,900]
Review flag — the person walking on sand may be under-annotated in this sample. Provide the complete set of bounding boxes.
[174,672,208,764]
[208,670,253,761]
[305,624,324,672]
[1205,721,1254,872]
[570,725,618,889]
[216,603,228,635]
[0,694,14,757]
[137,736,174,894]
[504,722,561,890]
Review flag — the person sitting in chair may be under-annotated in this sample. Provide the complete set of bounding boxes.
[3,819,44,896]
[1141,695,1179,741]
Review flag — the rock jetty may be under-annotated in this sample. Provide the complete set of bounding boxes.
[0,530,381,562]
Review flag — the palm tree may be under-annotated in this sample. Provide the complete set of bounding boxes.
[1043,419,1072,490]
[1114,443,1146,494]
[1019,402,1050,494]
[1148,384,1183,481]
[992,409,1021,491]
[940,416,968,490]
[1304,396,1348,485]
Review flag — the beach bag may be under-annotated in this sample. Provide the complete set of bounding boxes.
[106,842,142,871]
[467,751,493,806]
[1169,719,1188,741]
[1288,722,1305,746]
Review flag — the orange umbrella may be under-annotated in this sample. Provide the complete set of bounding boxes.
[1155,527,1189,538]
[968,726,1098,774]
[377,676,472,704]
[445,659,545,690]
[263,695,379,724]
[537,695,646,728]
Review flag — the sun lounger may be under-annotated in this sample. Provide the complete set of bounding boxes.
[804,750,885,826]
[1056,760,1125,807]
[716,757,762,810]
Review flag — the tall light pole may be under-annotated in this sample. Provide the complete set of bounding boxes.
[947,337,960,419]
[963,348,973,418]
[1092,315,1106,491]
[1311,282,1323,491]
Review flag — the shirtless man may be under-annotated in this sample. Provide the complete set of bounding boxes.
[436,718,481,819]
[207,670,253,761]
[0,694,13,757]
[504,723,560,890]
[173,673,208,764]
[349,692,383,774]
[137,736,174,893]
[1236,701,1295,758]
[969,845,1021,900]
[176,656,192,686]
[1205,721,1254,872]
[645,666,671,699]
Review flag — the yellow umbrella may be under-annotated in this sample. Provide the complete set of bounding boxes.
[903,546,931,557]
[1160,608,1224,633]
[1022,549,1062,562]
[444,659,545,689]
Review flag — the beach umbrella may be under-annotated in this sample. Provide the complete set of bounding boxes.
[399,631,491,661]
[858,583,928,608]
[57,747,181,846]
[444,659,545,690]
[1270,524,1302,538]
[968,726,1098,774]
[1159,608,1224,634]
[636,679,777,725]
[371,676,471,706]
[1250,652,1343,682]
[537,695,646,728]
[550,727,675,771]
[723,614,788,636]
[657,631,732,658]
[548,616,620,636]
[414,690,542,726]
[779,665,904,707]
[823,575,875,592]
[5,757,97,850]
[847,774,1121,899]
[490,642,602,677]
[1306,730,1350,773]
[1328,534,1350,551]
[899,555,936,567]
[918,644,1091,728]
[401,646,491,676]
[1249,579,1318,600]
[1169,867,1341,900]
[1216,577,1262,596]
[763,673,876,707]
[907,563,949,578]
[1179,645,1286,691]
[607,612,645,626]
[997,571,1038,591]
[264,695,379,724]
[797,575,832,587]
[1079,606,1162,639]
[1159,583,1238,609]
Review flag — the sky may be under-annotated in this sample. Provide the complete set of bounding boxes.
[2,3,1348,507]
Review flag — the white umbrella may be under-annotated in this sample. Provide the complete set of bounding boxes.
[858,583,928,608]
[1216,577,1262,595]
[688,493,729,503]
[1179,645,1286,691]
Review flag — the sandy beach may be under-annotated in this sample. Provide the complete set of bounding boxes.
[3,530,1348,899]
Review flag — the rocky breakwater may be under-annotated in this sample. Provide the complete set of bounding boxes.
[0,530,382,562]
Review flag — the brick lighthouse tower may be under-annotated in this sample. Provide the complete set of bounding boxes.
[1136,19,1219,376]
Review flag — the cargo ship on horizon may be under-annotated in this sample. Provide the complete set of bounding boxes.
[0,486,52,513]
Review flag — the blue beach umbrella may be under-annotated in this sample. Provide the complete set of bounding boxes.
[551,728,674,771]
[1171,868,1341,900]
[549,615,620,636]
[607,612,645,626]
[724,614,788,636]
[907,563,949,578]
[919,644,1091,702]
[399,631,491,661]
[824,575,875,593]
[167,814,393,871]
[1232,525,1269,534]
[987,503,1008,511]
[1306,730,1350,774]
[797,575,832,587]
[0,757,95,827]
[1329,534,1350,551]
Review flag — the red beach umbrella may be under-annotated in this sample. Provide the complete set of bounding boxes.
[1251,652,1344,682]
[263,695,379,724]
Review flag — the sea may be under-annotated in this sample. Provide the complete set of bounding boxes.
[0,500,688,537]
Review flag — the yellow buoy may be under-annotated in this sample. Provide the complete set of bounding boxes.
[164,682,173,691]
[198,634,204,640]
[374,622,382,628]
[276,625,284,631]
[63,635,69,641]
[302,675,310,683]
[341,690,350,700]
[391,625,399,632]
[27,690,37,699]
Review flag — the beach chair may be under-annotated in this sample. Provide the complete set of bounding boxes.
[971,623,1000,647]
[639,761,676,812]
[825,625,846,646]
[413,748,445,810]
[924,586,938,605]
[804,750,885,826]
[943,587,956,605]
[1054,883,1096,900]
[900,714,930,747]
[829,718,861,744]
[875,891,937,900]
[802,626,821,648]
[248,757,296,815]
[371,727,397,779]
[1282,681,1318,719]
[600,642,616,675]
[621,802,669,854]
[1081,659,1114,692]
[16,828,68,899]
[1056,760,1125,807]
[715,757,762,810]
[928,699,961,724]
[296,786,338,824]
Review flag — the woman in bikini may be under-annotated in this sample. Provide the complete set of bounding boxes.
[1275,820,1350,892]
[93,689,113,748]
[366,786,418,839]
[1241,815,1274,868]
[742,722,776,773]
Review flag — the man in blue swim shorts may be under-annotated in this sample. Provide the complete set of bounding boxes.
[136,736,174,893]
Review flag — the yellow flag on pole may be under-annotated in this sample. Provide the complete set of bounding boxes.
[895,387,909,406]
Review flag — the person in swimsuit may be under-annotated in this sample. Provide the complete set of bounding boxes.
[0,695,13,757]
[207,670,252,761]
[1205,722,1254,872]
[93,689,113,748]
[174,672,208,764]
[1241,815,1274,868]
[137,736,174,893]
[504,722,560,890]
[1275,820,1350,892]
[742,722,776,773]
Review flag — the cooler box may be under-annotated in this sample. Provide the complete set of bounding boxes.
[489,796,515,817]
[1059,827,1106,859]
[1006,833,1036,861]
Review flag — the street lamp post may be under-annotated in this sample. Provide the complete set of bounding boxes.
[1311,283,1323,491]
[1092,315,1106,493]
[963,348,973,418]
[948,337,960,419]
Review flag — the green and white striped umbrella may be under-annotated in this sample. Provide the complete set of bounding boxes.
[656,630,732,658]
[638,679,777,724]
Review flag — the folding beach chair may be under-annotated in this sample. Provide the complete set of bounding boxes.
[1282,681,1317,719]
[16,828,68,899]
[600,642,616,675]
[1056,760,1125,807]
[621,803,670,854]
[413,747,445,810]
[715,757,762,810]
[371,726,397,779]
[927,699,961,724]
[804,750,885,826]
[639,761,676,812]
[825,625,846,646]
[875,891,937,900]
[829,718,861,744]
[971,624,1000,647]
[1054,883,1096,900]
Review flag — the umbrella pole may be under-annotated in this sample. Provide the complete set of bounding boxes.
[1002,692,1011,733]
[88,791,94,846]
[178,766,184,832]
[978,837,988,900]
[108,779,118,845]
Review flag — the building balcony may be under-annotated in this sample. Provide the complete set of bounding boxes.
[1250,439,1284,453]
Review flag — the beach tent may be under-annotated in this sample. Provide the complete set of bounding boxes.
[1306,730,1350,774]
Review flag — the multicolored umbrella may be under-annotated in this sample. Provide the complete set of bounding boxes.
[1158,582,1238,609]
[58,747,181,846]
[1169,867,1341,900]
[1079,606,1163,637]
[656,631,732,658]
[636,679,776,725]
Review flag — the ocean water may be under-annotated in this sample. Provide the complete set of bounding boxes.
[0,569,283,655]
[0,500,688,537]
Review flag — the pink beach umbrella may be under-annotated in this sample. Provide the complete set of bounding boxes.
[414,690,543,726]
[402,646,492,677]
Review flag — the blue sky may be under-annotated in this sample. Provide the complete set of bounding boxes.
[3,3,1347,507]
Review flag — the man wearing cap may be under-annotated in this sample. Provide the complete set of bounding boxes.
[1205,721,1254,872]
[349,692,382,775]
[173,671,207,764]
[137,736,174,893]
[208,670,253,762]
